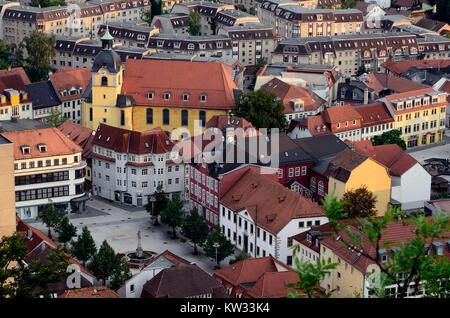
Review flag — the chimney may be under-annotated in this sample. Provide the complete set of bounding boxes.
[363,88,369,105]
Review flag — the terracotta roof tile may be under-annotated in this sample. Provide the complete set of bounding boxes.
[59,286,120,298]
[363,73,428,94]
[261,78,326,114]
[49,68,91,101]
[353,102,394,127]
[323,105,362,124]
[121,59,237,110]
[58,120,95,159]
[381,59,450,75]
[326,148,368,182]
[220,169,325,234]
[1,127,82,160]
[93,124,174,154]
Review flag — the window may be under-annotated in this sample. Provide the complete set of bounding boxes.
[310,177,316,192]
[181,110,188,126]
[164,92,170,100]
[101,76,108,86]
[201,94,207,102]
[318,181,324,196]
[287,237,293,247]
[287,256,292,266]
[120,110,125,126]
[146,108,153,124]
[147,91,154,100]
[163,109,170,125]
[299,221,304,228]
[289,168,294,177]
[199,111,206,127]
[301,166,307,176]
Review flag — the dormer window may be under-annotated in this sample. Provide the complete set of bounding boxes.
[378,248,388,262]
[21,145,30,155]
[432,242,444,256]
[148,91,154,100]
[183,93,190,102]
[201,93,207,102]
[164,92,170,101]
[38,143,47,153]
[337,123,340,128]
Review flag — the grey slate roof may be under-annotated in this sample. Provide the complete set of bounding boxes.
[26,81,61,109]
[0,119,52,132]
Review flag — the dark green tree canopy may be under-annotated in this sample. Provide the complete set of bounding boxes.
[145,184,168,225]
[46,110,68,127]
[181,207,210,255]
[372,129,406,150]
[55,216,77,246]
[188,11,202,36]
[0,233,70,298]
[38,203,62,239]
[71,226,97,267]
[160,193,185,239]
[234,89,288,133]
[20,30,56,82]
[88,240,120,286]
[0,40,12,70]
[341,185,377,218]
[203,226,234,267]
[108,258,132,291]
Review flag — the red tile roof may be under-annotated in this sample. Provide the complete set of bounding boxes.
[1,127,83,160]
[246,271,299,298]
[58,120,95,159]
[59,286,120,298]
[323,105,362,124]
[121,59,237,110]
[381,59,450,75]
[355,143,418,176]
[0,67,32,104]
[220,169,325,234]
[206,115,260,137]
[362,73,428,94]
[213,256,292,287]
[353,102,394,128]
[288,115,331,136]
[49,68,91,102]
[93,124,174,154]
[143,249,191,268]
[261,78,326,114]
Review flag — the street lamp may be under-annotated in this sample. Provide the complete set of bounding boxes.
[213,242,220,268]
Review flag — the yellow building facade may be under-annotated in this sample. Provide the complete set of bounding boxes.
[328,152,391,216]
[385,89,448,149]
[83,27,236,138]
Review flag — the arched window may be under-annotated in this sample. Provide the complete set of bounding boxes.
[101,76,108,86]
[310,177,316,193]
[181,110,188,126]
[146,108,153,124]
[199,111,206,127]
[163,109,170,125]
[318,181,324,196]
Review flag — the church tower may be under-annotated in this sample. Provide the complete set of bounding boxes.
[83,25,131,130]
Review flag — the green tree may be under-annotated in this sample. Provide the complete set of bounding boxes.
[142,10,152,25]
[188,11,202,36]
[37,203,62,240]
[55,216,77,247]
[204,226,234,268]
[160,193,185,239]
[108,258,132,291]
[324,198,450,298]
[372,129,407,150]
[229,248,251,265]
[0,40,12,69]
[181,207,209,255]
[287,250,338,298]
[46,109,68,127]
[0,233,70,298]
[356,65,369,76]
[145,184,168,225]
[341,186,377,218]
[71,226,97,267]
[249,7,256,15]
[88,240,120,286]
[340,0,359,9]
[30,0,66,7]
[234,89,288,133]
[149,0,162,20]
[20,30,56,82]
